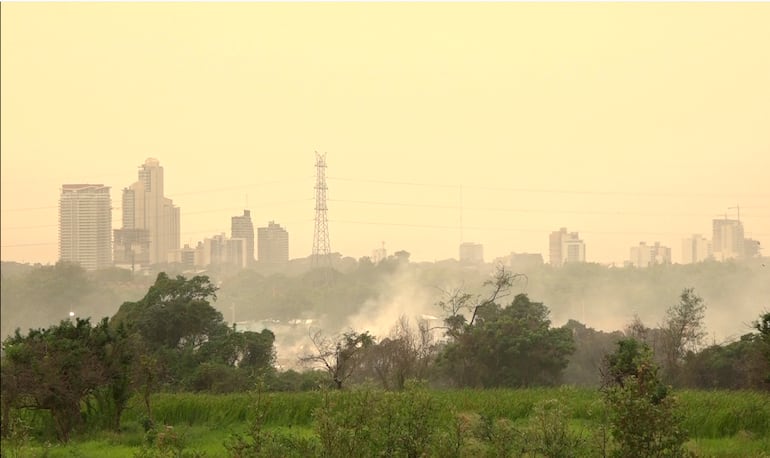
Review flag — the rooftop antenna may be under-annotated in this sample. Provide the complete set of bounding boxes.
[728,204,740,222]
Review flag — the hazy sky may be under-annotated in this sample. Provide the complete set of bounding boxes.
[2,3,769,266]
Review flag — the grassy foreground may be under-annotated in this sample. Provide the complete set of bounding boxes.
[3,387,769,457]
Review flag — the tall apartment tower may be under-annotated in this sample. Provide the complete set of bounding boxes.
[59,184,112,271]
[681,234,712,264]
[231,210,255,266]
[712,218,744,261]
[549,227,586,267]
[629,241,672,268]
[114,158,180,266]
[258,221,289,265]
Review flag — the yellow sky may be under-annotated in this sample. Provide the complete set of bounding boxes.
[2,3,769,265]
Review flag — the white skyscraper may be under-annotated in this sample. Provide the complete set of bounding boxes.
[231,210,255,266]
[549,228,586,266]
[712,218,744,261]
[682,234,712,264]
[629,241,672,268]
[59,184,112,271]
[258,221,289,265]
[114,158,180,266]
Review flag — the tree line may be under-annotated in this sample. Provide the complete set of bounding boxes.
[1,266,768,444]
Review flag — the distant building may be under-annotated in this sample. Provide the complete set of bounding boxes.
[549,228,586,266]
[681,234,712,264]
[114,158,180,266]
[258,221,289,265]
[494,252,544,270]
[231,210,255,267]
[167,243,197,270]
[459,242,484,264]
[180,244,196,268]
[193,234,247,268]
[59,184,112,271]
[712,218,744,261]
[629,241,671,268]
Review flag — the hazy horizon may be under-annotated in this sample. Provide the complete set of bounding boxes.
[3,3,769,266]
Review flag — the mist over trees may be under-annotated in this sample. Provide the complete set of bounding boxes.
[1,257,768,392]
[2,260,769,448]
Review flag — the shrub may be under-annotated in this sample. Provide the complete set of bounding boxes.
[603,339,691,457]
[527,398,585,458]
[314,381,440,457]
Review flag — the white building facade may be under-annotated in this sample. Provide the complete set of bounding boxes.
[114,158,180,266]
[681,234,712,264]
[59,184,112,271]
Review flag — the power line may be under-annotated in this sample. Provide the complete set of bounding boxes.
[328,198,770,219]
[1,242,57,248]
[327,176,770,198]
[3,206,58,212]
[329,219,770,238]
[1,224,58,231]
[168,177,313,198]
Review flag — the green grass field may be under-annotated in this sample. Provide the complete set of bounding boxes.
[3,388,769,457]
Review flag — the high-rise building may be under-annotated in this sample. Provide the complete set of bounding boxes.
[549,228,585,266]
[459,242,484,264]
[231,210,255,267]
[712,218,744,261]
[190,233,245,268]
[59,184,112,271]
[681,234,712,264]
[629,241,671,268]
[258,221,289,265]
[114,158,180,266]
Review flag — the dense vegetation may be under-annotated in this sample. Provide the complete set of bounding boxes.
[2,388,769,456]
[3,256,768,352]
[1,258,769,455]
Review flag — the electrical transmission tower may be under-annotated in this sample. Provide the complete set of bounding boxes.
[312,152,331,268]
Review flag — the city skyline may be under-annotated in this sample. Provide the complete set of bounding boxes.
[5,157,769,269]
[2,3,769,265]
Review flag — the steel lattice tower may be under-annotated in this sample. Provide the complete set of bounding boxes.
[312,152,331,267]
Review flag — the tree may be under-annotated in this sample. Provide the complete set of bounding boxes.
[91,318,139,432]
[359,316,437,390]
[602,339,689,457]
[562,320,624,386]
[299,330,374,389]
[439,294,575,388]
[660,288,706,384]
[112,273,221,351]
[755,312,770,385]
[1,318,108,442]
[436,265,520,339]
[434,266,570,388]
[681,334,768,390]
[191,329,277,392]
[112,273,228,389]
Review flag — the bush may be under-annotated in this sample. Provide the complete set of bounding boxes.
[314,381,440,458]
[603,339,691,457]
[527,398,586,458]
